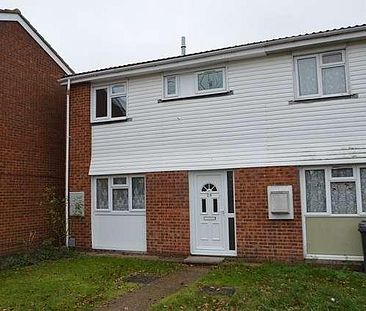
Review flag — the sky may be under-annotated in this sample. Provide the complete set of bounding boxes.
[1,0,365,73]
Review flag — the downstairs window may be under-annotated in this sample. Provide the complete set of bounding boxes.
[94,176,145,212]
[304,166,366,215]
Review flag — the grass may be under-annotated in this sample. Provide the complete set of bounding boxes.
[0,254,179,311]
[153,262,366,311]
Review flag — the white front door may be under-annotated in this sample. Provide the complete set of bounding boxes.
[189,171,234,256]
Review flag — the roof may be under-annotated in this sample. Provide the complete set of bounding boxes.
[61,23,366,84]
[0,9,74,74]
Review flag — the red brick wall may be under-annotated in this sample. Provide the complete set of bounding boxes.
[146,171,190,255]
[68,83,92,249]
[67,82,303,260]
[0,21,67,255]
[234,167,303,261]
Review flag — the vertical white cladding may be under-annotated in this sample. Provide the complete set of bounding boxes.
[90,42,366,175]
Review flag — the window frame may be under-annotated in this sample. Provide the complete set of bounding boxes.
[91,82,128,123]
[93,175,145,214]
[164,75,179,98]
[302,166,366,217]
[162,67,228,100]
[195,68,226,94]
[294,50,349,100]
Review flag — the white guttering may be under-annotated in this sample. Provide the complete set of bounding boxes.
[65,78,71,247]
[59,26,366,85]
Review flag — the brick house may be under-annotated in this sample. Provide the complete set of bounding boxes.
[0,9,73,255]
[62,25,366,262]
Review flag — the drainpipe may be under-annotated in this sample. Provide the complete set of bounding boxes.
[65,78,71,247]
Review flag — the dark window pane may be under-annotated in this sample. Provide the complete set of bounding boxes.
[113,177,127,185]
[361,168,366,213]
[111,96,127,118]
[96,178,108,209]
[331,168,353,178]
[132,177,145,209]
[213,198,218,213]
[201,199,206,213]
[331,182,357,214]
[305,170,326,213]
[227,171,234,214]
[228,217,235,250]
[322,52,343,64]
[96,89,107,118]
[113,189,128,211]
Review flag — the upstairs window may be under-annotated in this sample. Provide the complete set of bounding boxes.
[163,67,227,99]
[294,50,348,99]
[93,83,127,122]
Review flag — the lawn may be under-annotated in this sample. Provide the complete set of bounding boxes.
[153,262,366,311]
[0,254,179,311]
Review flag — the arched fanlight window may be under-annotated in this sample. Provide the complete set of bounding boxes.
[201,183,218,192]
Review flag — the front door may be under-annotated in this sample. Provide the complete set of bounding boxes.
[189,171,233,256]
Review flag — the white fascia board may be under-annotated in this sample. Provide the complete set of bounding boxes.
[61,29,366,85]
[61,49,267,85]
[0,13,73,74]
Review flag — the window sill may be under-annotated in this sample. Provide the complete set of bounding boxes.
[289,93,358,104]
[305,214,366,217]
[158,90,233,103]
[94,211,146,216]
[91,117,132,125]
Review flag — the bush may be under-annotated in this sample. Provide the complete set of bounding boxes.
[40,187,66,247]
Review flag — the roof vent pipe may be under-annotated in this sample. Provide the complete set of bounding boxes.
[181,36,186,56]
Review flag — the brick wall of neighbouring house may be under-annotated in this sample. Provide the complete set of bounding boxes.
[146,171,190,255]
[0,21,66,255]
[68,83,92,249]
[234,167,303,261]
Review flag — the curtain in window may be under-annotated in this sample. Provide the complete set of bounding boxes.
[198,70,223,90]
[331,182,357,214]
[113,189,128,211]
[96,179,108,209]
[132,177,145,209]
[322,66,346,95]
[298,57,318,96]
[361,168,366,212]
[305,170,326,212]
[167,77,176,95]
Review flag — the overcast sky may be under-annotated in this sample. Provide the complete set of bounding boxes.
[2,0,365,72]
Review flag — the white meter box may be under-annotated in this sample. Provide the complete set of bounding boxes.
[267,186,294,220]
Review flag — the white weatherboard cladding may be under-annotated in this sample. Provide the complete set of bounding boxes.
[90,43,366,175]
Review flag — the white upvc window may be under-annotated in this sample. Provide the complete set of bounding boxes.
[294,50,349,99]
[303,166,366,216]
[94,175,145,212]
[164,75,178,97]
[162,67,227,99]
[92,82,128,122]
[195,68,226,94]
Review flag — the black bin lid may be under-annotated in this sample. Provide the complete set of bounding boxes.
[359,221,366,232]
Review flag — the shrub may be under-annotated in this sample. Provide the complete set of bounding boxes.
[40,187,66,247]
